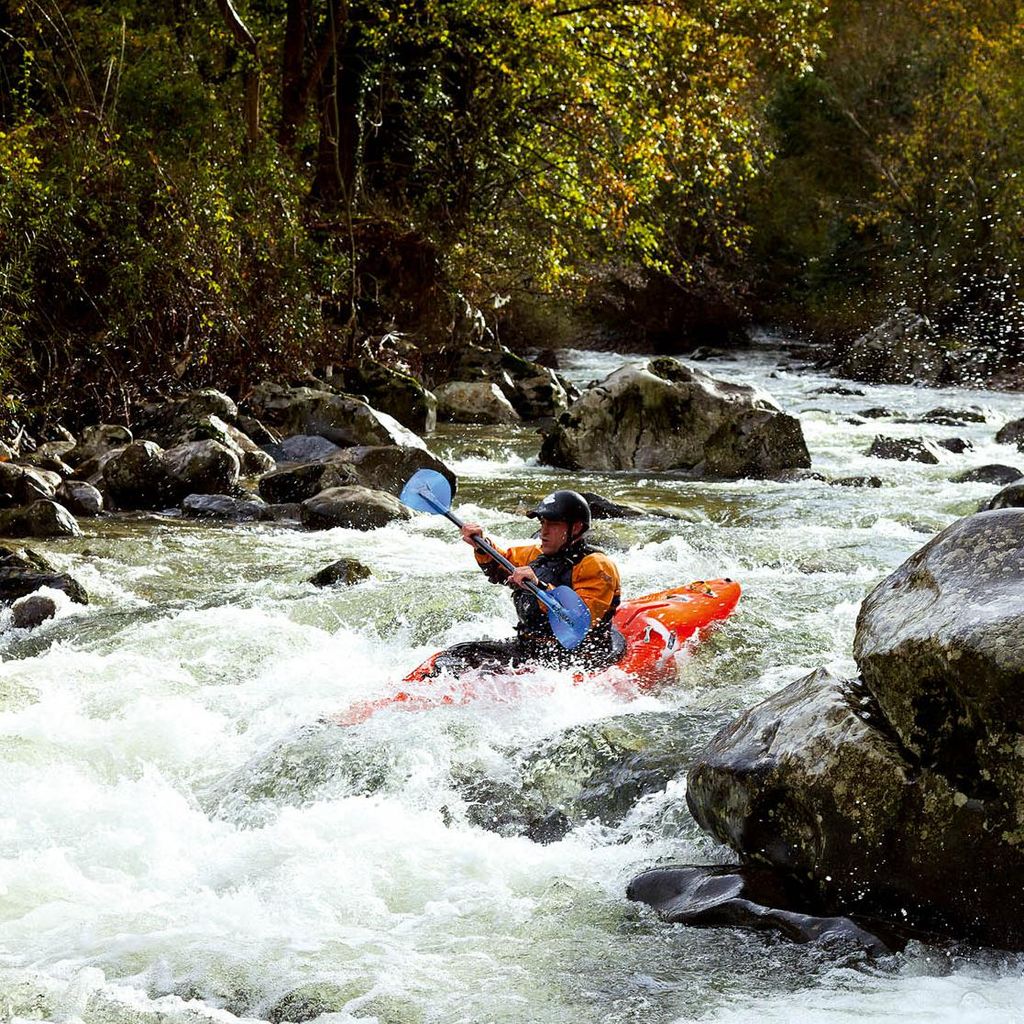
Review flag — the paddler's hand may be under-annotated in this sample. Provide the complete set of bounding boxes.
[507,565,539,590]
[460,522,485,546]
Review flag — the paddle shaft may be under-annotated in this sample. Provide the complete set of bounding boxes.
[417,489,567,618]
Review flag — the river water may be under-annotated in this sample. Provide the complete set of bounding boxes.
[1,344,1022,1024]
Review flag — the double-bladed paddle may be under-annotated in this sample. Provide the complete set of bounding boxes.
[399,469,592,650]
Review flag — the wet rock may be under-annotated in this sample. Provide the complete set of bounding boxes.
[810,385,865,396]
[183,414,275,475]
[308,558,372,587]
[300,486,411,530]
[980,482,1024,511]
[133,389,238,447]
[952,464,1023,485]
[0,462,58,507]
[627,864,898,955]
[10,594,58,629]
[268,982,361,1024]
[512,371,570,421]
[580,492,646,519]
[265,503,303,523]
[935,437,973,454]
[338,359,437,434]
[163,439,240,497]
[258,462,352,504]
[244,382,425,449]
[0,500,82,538]
[65,424,133,468]
[103,440,178,509]
[262,434,342,463]
[917,406,987,426]
[686,667,1024,947]
[830,475,883,488]
[837,307,953,386]
[771,469,828,483]
[995,417,1024,449]
[181,493,272,521]
[435,381,521,424]
[857,407,898,419]
[539,358,810,478]
[327,445,457,498]
[0,545,88,605]
[866,435,942,464]
[55,480,104,517]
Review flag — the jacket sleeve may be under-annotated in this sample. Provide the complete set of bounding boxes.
[473,542,541,584]
[571,553,621,626]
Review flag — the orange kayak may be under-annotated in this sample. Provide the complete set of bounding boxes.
[329,578,740,725]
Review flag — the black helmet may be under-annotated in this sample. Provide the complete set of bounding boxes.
[526,489,591,532]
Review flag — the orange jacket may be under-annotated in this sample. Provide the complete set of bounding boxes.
[474,542,621,629]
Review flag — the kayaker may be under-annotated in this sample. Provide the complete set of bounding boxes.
[427,490,623,674]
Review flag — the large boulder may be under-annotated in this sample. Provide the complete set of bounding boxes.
[299,486,411,531]
[686,667,1021,947]
[257,446,455,505]
[0,463,58,507]
[132,389,238,447]
[435,382,521,425]
[539,358,810,477]
[182,415,275,475]
[688,509,1024,948]
[103,441,177,509]
[854,510,1024,824]
[0,545,88,606]
[65,424,133,468]
[162,439,240,496]
[244,383,426,450]
[55,480,104,517]
[339,360,437,434]
[0,500,82,539]
[836,307,954,386]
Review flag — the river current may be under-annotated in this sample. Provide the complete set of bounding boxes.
[1,344,1022,1023]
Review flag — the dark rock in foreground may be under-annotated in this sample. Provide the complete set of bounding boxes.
[628,864,899,956]
[953,464,1023,485]
[308,558,372,587]
[0,500,81,538]
[0,545,88,606]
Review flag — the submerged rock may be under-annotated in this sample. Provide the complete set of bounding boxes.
[952,464,1023,485]
[308,558,372,587]
[866,435,942,464]
[10,593,58,629]
[627,864,899,956]
[539,358,810,478]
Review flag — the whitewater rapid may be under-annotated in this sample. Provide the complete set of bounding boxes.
[1,344,1022,1023]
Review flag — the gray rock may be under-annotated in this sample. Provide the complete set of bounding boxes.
[920,406,987,425]
[687,667,1022,947]
[981,482,1024,511]
[103,441,177,509]
[182,415,275,475]
[162,440,240,496]
[0,463,58,507]
[434,381,521,424]
[308,558,372,587]
[181,493,272,521]
[995,417,1024,450]
[0,500,82,538]
[65,424,132,468]
[10,594,57,629]
[327,445,457,497]
[258,462,351,504]
[339,360,437,434]
[935,437,973,454]
[244,383,426,449]
[837,307,953,386]
[263,434,342,464]
[952,464,1023,485]
[857,407,898,419]
[627,864,898,955]
[300,486,411,531]
[55,480,104,517]
[539,358,810,478]
[268,983,360,1024]
[830,475,883,488]
[866,435,943,464]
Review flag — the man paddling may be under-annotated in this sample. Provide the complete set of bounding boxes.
[428,490,623,674]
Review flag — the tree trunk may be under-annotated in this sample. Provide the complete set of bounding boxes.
[214,0,261,147]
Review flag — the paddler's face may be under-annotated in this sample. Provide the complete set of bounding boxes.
[538,518,572,554]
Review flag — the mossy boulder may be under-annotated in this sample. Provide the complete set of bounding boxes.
[539,358,809,477]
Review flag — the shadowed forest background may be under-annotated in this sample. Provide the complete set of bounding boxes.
[1,0,1022,428]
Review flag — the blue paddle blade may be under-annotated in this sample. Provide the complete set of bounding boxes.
[399,469,452,515]
[539,585,592,650]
